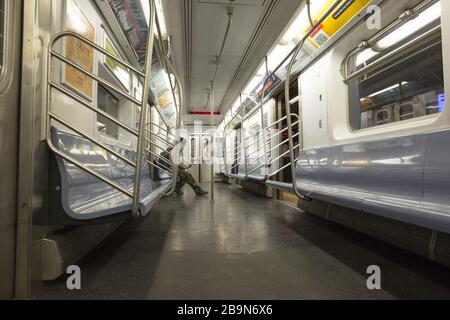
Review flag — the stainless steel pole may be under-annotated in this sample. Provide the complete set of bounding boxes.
[132,0,157,217]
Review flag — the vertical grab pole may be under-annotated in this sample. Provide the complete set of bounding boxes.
[163,57,182,195]
[260,56,269,178]
[132,0,156,217]
[210,83,215,203]
[223,124,228,176]
[241,94,248,177]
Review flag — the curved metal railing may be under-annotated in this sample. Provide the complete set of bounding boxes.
[46,0,182,217]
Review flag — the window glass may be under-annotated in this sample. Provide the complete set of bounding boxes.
[191,138,196,161]
[348,1,444,130]
[0,0,5,74]
[203,138,210,162]
[97,85,120,139]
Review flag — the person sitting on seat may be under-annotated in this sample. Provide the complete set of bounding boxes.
[158,138,209,196]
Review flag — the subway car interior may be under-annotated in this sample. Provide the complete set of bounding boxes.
[2,0,450,302]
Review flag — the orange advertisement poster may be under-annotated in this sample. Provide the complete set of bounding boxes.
[64,0,95,100]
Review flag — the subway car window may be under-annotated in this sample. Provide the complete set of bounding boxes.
[347,1,444,130]
[97,85,120,139]
[0,0,5,75]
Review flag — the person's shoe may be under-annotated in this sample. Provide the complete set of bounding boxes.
[194,187,209,196]
[174,189,184,195]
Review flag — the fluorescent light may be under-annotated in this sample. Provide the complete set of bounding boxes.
[256,64,267,76]
[154,0,168,38]
[376,2,441,50]
[280,0,328,44]
[356,48,378,66]
[267,44,292,72]
[140,0,150,24]
[368,81,408,98]
[140,0,168,38]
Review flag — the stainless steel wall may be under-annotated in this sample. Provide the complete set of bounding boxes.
[0,0,22,299]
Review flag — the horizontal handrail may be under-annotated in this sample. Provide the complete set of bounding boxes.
[344,25,441,83]
[50,50,142,106]
[146,159,173,177]
[248,144,300,176]
[145,148,173,172]
[145,128,176,147]
[147,121,177,139]
[156,132,177,145]
[47,142,134,198]
[247,153,270,166]
[144,139,173,164]
[244,115,289,141]
[268,162,292,179]
[49,112,136,168]
[267,132,299,154]
[50,31,145,78]
[148,139,175,154]
[50,81,139,136]
[343,0,436,81]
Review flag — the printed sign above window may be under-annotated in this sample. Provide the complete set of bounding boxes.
[108,0,149,64]
[62,0,95,100]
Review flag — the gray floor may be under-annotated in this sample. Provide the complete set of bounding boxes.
[35,183,450,300]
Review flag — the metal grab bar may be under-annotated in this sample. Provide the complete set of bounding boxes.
[284,0,345,200]
[50,31,146,78]
[49,81,139,136]
[248,142,301,176]
[145,128,176,147]
[146,159,173,178]
[342,0,437,82]
[244,115,289,141]
[246,118,299,150]
[247,152,270,166]
[46,0,183,217]
[243,114,300,168]
[144,139,174,165]
[145,148,173,173]
[149,121,177,139]
[49,112,136,168]
[244,132,271,150]
[246,141,271,159]
[344,25,441,83]
[146,137,174,158]
[51,50,142,106]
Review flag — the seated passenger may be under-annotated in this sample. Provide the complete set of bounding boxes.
[158,139,209,197]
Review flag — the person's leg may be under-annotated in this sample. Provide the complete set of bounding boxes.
[182,171,208,196]
[175,172,187,195]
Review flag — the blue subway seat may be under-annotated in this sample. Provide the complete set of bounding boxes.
[294,129,450,234]
[50,128,173,222]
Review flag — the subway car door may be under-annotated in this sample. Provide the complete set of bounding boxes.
[200,135,212,183]
[188,135,201,182]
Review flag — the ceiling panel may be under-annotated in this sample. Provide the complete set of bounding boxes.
[187,0,266,112]
[165,0,304,124]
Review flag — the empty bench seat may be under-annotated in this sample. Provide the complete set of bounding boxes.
[229,163,267,182]
[49,128,173,223]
